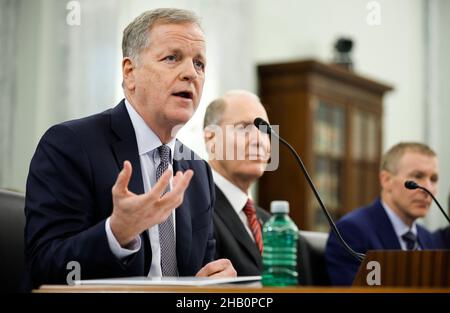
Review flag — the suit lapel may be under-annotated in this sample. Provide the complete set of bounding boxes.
[110,100,144,195]
[173,140,192,274]
[417,226,433,249]
[370,199,402,249]
[215,186,261,267]
[109,100,149,271]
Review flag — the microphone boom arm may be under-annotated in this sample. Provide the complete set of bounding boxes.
[424,189,450,224]
[405,181,450,225]
[270,130,366,262]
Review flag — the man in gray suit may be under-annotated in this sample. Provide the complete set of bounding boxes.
[203,90,271,276]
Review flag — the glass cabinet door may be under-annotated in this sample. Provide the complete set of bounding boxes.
[311,100,345,231]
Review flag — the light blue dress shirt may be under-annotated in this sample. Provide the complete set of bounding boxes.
[381,200,420,250]
[105,99,176,277]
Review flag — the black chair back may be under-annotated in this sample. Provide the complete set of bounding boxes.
[0,189,26,292]
[297,230,330,286]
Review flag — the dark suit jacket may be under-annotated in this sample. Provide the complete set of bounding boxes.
[213,186,270,276]
[24,100,215,288]
[432,226,450,249]
[325,198,438,286]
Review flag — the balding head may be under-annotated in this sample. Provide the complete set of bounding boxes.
[203,90,270,192]
[223,90,261,104]
[203,90,265,129]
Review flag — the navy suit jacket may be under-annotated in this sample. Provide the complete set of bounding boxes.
[432,226,450,249]
[213,186,270,276]
[24,100,215,288]
[325,198,438,286]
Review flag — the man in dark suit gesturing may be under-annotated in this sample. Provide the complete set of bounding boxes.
[25,8,235,289]
[203,90,271,276]
[325,142,440,285]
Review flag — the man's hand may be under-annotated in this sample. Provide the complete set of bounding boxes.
[110,160,194,247]
[195,259,237,278]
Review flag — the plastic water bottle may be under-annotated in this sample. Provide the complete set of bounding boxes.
[262,200,299,286]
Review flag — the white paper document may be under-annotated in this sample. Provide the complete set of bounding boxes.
[75,276,261,286]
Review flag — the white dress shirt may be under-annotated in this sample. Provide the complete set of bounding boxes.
[105,99,176,277]
[211,169,255,241]
[381,200,420,250]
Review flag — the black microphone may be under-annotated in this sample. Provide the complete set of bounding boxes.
[254,117,272,135]
[254,118,365,262]
[404,180,450,225]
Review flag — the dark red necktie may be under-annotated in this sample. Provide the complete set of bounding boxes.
[243,199,263,254]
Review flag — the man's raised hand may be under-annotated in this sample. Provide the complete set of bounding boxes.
[110,160,193,247]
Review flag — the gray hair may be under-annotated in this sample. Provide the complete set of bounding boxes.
[122,8,202,62]
[203,90,263,129]
[203,98,227,129]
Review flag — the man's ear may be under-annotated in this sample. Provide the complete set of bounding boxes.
[204,127,216,154]
[379,170,392,192]
[122,57,136,91]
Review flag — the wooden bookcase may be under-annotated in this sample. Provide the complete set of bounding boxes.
[257,59,393,231]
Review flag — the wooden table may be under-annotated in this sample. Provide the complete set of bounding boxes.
[35,284,450,293]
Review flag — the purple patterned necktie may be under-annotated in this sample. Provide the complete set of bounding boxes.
[156,144,178,276]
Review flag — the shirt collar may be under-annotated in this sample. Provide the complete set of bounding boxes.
[381,200,418,237]
[212,169,249,215]
[125,98,176,161]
